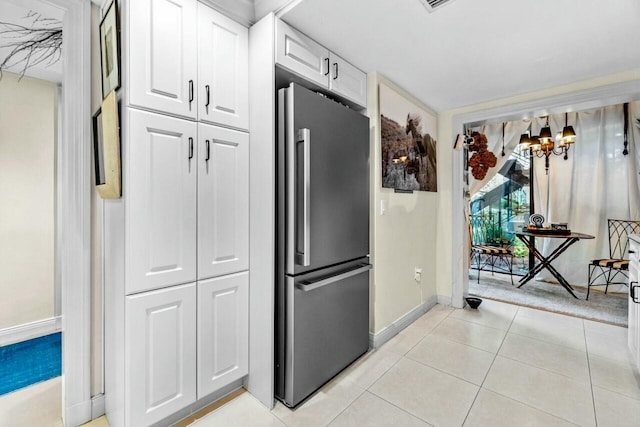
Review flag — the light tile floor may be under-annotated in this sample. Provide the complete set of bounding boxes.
[1,300,638,426]
[190,300,640,427]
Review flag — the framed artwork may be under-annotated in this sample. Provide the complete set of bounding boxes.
[92,107,105,185]
[380,82,438,192]
[100,0,120,99]
[95,91,121,198]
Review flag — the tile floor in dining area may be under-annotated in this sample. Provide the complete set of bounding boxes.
[188,300,640,427]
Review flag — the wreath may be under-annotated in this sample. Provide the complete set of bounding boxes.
[467,132,497,180]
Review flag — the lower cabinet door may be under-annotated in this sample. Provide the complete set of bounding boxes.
[126,283,197,426]
[197,272,249,397]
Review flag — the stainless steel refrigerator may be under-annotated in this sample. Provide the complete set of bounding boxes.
[275,83,371,408]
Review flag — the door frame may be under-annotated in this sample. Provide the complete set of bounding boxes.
[450,79,640,308]
[47,0,93,425]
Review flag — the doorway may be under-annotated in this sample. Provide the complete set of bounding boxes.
[0,0,92,425]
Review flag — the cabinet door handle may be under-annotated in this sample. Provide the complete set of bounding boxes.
[630,250,636,254]
[333,62,338,80]
[324,58,329,76]
[632,282,640,303]
[205,139,210,162]
[188,137,194,160]
[205,84,210,108]
[188,80,194,106]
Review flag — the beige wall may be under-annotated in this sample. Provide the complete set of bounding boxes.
[0,72,57,330]
[368,73,440,335]
[435,69,640,300]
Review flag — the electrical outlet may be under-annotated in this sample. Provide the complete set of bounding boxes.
[414,267,422,282]
[380,200,387,216]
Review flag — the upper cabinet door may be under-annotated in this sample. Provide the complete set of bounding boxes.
[328,52,367,108]
[126,283,197,426]
[126,109,197,294]
[197,123,249,280]
[198,4,249,130]
[129,0,197,119]
[276,19,329,89]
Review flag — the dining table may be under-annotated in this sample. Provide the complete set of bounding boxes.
[515,230,595,299]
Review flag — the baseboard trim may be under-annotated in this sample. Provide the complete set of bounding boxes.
[0,316,62,346]
[91,393,106,419]
[437,294,452,306]
[369,296,439,349]
[153,379,245,427]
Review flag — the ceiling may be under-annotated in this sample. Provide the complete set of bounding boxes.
[279,0,640,112]
[0,0,63,83]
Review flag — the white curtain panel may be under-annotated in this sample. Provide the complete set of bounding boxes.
[532,102,640,287]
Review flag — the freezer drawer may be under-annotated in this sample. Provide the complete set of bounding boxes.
[278,262,371,407]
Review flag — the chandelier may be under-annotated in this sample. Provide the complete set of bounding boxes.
[519,113,576,174]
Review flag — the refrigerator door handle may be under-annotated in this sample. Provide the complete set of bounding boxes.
[296,128,311,266]
[296,264,371,292]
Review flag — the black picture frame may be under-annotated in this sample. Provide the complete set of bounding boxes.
[93,107,105,185]
[100,0,120,99]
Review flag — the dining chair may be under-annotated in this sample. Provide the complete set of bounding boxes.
[470,214,514,284]
[586,219,640,300]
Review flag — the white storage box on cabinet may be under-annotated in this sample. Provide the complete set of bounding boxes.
[198,3,249,130]
[126,109,197,294]
[197,272,249,397]
[197,124,249,279]
[275,19,367,107]
[126,283,197,427]
[128,0,198,119]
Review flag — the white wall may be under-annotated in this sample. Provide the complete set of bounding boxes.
[0,72,57,330]
[435,69,640,302]
[368,73,440,335]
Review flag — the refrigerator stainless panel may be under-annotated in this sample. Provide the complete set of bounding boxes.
[282,83,370,276]
[282,260,370,407]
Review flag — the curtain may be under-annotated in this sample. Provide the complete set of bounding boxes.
[533,102,640,287]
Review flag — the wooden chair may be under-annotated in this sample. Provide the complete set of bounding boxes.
[470,214,514,284]
[586,219,640,300]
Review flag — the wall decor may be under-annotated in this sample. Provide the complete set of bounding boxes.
[95,90,121,198]
[99,0,120,98]
[380,82,437,192]
[467,131,497,180]
[92,107,105,185]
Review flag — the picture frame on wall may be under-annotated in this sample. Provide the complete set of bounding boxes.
[100,0,120,99]
[379,82,438,192]
[92,107,105,185]
[94,91,121,198]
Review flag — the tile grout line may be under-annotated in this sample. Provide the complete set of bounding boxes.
[459,304,519,427]
[584,319,599,427]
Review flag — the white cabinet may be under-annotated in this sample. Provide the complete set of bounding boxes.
[328,52,367,108]
[128,0,198,119]
[129,0,249,129]
[628,237,640,373]
[197,272,249,397]
[126,283,197,427]
[197,124,249,279]
[275,19,367,107]
[126,109,197,294]
[198,4,249,130]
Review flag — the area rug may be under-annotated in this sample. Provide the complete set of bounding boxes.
[0,332,61,396]
[469,272,628,327]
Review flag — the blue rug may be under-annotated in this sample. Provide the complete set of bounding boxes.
[0,332,61,396]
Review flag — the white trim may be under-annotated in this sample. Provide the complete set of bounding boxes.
[450,78,640,308]
[0,317,62,346]
[91,393,106,419]
[436,294,452,306]
[44,0,93,425]
[369,295,439,349]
